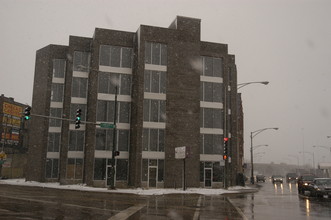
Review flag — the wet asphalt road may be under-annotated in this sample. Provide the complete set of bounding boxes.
[1,182,330,219]
[228,180,331,220]
[0,184,241,219]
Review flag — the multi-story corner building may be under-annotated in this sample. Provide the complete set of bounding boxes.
[26,16,240,188]
[0,94,28,178]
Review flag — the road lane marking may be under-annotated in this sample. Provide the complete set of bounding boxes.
[193,195,202,220]
[108,204,145,220]
[226,197,248,220]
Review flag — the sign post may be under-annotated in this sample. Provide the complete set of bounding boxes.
[175,146,188,191]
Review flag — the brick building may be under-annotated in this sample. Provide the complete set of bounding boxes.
[26,16,240,188]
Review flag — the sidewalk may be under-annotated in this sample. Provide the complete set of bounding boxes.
[0,178,259,195]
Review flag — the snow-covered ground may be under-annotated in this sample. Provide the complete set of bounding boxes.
[0,179,255,195]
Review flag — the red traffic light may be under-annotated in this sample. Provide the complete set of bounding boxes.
[224,137,229,141]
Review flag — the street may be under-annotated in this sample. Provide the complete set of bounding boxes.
[0,184,242,219]
[229,180,331,220]
[0,182,331,219]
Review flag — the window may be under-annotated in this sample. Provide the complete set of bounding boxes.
[70,104,86,123]
[98,72,131,95]
[97,100,130,123]
[69,130,85,151]
[51,83,64,102]
[72,77,88,98]
[99,45,132,68]
[143,99,166,122]
[144,70,166,93]
[141,159,164,182]
[53,59,66,78]
[45,158,59,179]
[142,128,165,152]
[48,133,60,152]
[145,42,167,65]
[200,134,222,154]
[67,158,83,179]
[200,162,223,183]
[201,57,223,77]
[200,108,223,128]
[94,158,106,180]
[49,108,62,127]
[116,159,128,181]
[201,82,223,102]
[95,128,129,151]
[73,51,90,72]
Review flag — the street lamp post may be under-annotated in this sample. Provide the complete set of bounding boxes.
[237,81,269,90]
[250,127,278,184]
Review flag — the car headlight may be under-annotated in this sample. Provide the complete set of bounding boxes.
[304,183,308,186]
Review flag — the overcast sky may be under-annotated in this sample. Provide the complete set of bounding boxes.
[1,0,331,165]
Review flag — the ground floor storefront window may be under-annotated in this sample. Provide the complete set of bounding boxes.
[200,161,223,187]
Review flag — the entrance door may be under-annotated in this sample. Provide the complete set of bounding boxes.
[148,167,157,188]
[204,168,212,187]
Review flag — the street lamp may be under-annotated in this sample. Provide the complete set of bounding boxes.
[250,127,278,184]
[237,81,269,90]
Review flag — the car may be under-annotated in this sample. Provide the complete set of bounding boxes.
[271,175,283,184]
[297,174,315,195]
[256,174,265,183]
[286,173,298,183]
[307,178,331,198]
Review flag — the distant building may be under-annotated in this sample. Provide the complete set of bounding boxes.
[26,16,240,188]
[0,94,28,178]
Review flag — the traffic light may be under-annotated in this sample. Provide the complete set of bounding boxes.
[223,137,229,160]
[114,151,120,156]
[75,108,81,129]
[24,106,31,120]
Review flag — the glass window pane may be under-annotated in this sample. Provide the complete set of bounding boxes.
[213,135,222,154]
[204,134,213,154]
[159,129,165,152]
[160,71,166,93]
[213,162,222,182]
[94,158,106,180]
[204,82,213,102]
[98,72,109,94]
[144,71,151,92]
[97,101,107,122]
[67,158,75,179]
[100,45,110,66]
[145,42,151,64]
[69,131,76,151]
[150,100,158,122]
[152,43,161,65]
[158,160,164,182]
[151,71,160,93]
[116,159,128,180]
[161,44,167,66]
[52,159,59,178]
[75,159,83,179]
[118,130,129,151]
[76,131,85,151]
[110,46,121,67]
[107,129,113,151]
[143,100,150,121]
[200,162,204,182]
[96,129,106,150]
[142,159,148,181]
[51,84,63,102]
[213,58,222,77]
[121,48,132,68]
[109,73,120,94]
[204,57,213,76]
[121,74,131,95]
[150,129,158,151]
[200,134,204,154]
[160,100,166,122]
[204,108,213,128]
[142,129,149,151]
[213,109,222,129]
[119,102,130,123]
[107,101,115,123]
[213,83,222,103]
